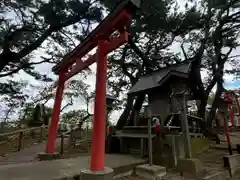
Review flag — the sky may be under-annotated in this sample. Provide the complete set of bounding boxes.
[2,0,240,124]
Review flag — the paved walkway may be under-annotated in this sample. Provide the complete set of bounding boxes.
[0,139,61,165]
[0,154,146,180]
[219,132,240,144]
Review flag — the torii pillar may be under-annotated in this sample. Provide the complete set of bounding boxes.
[90,39,108,171]
[38,70,66,160]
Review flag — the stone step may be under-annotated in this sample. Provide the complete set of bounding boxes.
[136,164,166,180]
[156,172,167,180]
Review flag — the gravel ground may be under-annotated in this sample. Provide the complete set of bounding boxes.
[0,133,237,179]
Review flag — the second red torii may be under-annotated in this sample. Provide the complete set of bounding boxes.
[223,91,240,125]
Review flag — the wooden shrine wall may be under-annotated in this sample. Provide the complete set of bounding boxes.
[148,77,189,122]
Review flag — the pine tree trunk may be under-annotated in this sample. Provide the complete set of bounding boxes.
[207,83,224,130]
[127,93,145,126]
[116,95,134,129]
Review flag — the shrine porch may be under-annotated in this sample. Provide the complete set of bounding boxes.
[0,154,146,180]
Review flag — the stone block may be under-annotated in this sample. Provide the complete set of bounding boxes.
[174,135,185,159]
[223,154,240,177]
[80,167,114,180]
[38,152,61,161]
[177,158,204,178]
[136,164,166,180]
[165,135,185,167]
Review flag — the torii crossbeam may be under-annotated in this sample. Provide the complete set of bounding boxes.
[45,0,140,172]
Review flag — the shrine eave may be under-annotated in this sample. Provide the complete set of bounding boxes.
[52,0,140,74]
[128,62,191,95]
[128,71,188,96]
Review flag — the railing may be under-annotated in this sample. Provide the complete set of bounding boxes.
[0,124,93,158]
[0,126,48,156]
[58,127,92,155]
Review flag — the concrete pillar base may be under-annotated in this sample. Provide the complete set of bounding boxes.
[80,167,114,180]
[38,152,60,161]
[136,164,166,180]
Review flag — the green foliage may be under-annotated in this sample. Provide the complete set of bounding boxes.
[1,80,28,121]
[19,102,35,122]
[101,0,240,128]
[25,103,53,127]
[105,0,204,101]
[61,109,89,125]
[0,0,104,95]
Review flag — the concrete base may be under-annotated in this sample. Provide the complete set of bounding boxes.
[177,158,204,178]
[38,152,61,161]
[80,167,114,180]
[136,164,166,180]
[223,154,240,178]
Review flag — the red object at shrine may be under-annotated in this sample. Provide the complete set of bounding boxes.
[222,92,234,125]
[108,126,113,135]
[236,98,240,124]
[155,124,161,133]
[223,92,233,104]
[228,104,234,125]
[45,0,140,172]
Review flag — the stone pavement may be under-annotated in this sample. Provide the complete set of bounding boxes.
[0,138,61,165]
[211,133,240,150]
[219,132,240,144]
[0,154,146,180]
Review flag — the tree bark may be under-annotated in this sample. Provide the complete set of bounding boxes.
[190,61,207,122]
[116,95,134,129]
[207,82,224,129]
[198,79,217,121]
[127,93,145,126]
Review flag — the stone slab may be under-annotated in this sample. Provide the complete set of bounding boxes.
[177,158,204,178]
[80,167,114,180]
[136,164,166,180]
[0,154,146,180]
[38,152,61,161]
[223,154,240,177]
[201,171,230,180]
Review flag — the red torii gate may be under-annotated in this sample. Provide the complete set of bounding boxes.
[223,91,240,126]
[45,0,140,172]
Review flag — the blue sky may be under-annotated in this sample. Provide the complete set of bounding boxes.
[224,81,240,89]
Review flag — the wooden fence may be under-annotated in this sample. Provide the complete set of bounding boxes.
[0,126,48,156]
[0,124,92,157]
[59,127,92,155]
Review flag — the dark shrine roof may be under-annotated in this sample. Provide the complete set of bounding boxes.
[128,62,191,95]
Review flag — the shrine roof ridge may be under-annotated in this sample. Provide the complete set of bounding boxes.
[140,59,193,78]
[52,0,140,74]
[128,60,192,95]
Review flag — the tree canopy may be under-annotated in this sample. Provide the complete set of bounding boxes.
[0,0,240,132]
[0,0,103,94]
